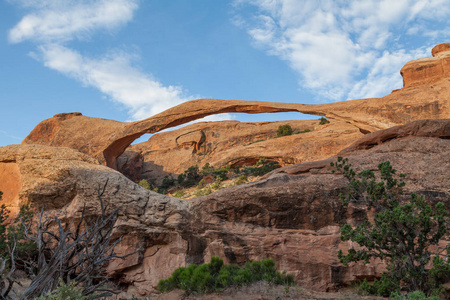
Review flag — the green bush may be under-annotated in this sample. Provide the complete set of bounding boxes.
[277,125,293,137]
[173,189,185,198]
[319,117,330,125]
[138,179,151,190]
[334,158,450,297]
[243,159,280,176]
[158,256,294,295]
[178,165,202,188]
[390,290,440,300]
[159,175,176,192]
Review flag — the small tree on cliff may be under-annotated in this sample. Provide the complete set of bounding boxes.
[277,124,293,137]
[332,158,450,297]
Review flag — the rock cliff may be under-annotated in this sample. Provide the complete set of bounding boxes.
[123,119,363,184]
[5,43,450,297]
[3,119,450,296]
[23,44,450,173]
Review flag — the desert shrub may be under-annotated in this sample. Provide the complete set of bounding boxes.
[159,175,176,192]
[333,158,450,297]
[277,124,293,137]
[0,194,38,297]
[138,179,158,192]
[210,178,223,190]
[212,168,229,181]
[243,158,280,176]
[389,290,440,300]
[138,179,151,190]
[173,189,185,198]
[303,128,311,132]
[234,175,248,185]
[178,166,202,188]
[319,117,330,125]
[193,187,212,197]
[158,257,294,295]
[202,163,214,175]
[34,280,86,300]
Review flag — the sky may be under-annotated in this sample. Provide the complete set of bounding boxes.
[0,0,449,147]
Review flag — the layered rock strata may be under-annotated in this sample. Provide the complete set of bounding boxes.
[22,45,450,172]
[3,119,449,295]
[122,119,363,184]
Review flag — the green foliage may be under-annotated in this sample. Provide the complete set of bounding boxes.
[177,165,202,188]
[138,179,158,192]
[33,280,86,300]
[390,290,440,300]
[158,257,294,295]
[234,175,248,185]
[173,189,185,198]
[242,158,280,176]
[193,187,212,197]
[319,117,330,125]
[0,194,37,270]
[334,158,450,296]
[210,179,223,190]
[202,163,213,174]
[138,179,151,190]
[359,274,399,297]
[277,124,293,137]
[159,175,176,192]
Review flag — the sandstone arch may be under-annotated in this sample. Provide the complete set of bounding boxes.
[23,44,450,169]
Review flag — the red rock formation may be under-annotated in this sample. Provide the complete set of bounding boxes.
[22,44,450,172]
[123,119,363,184]
[400,43,450,88]
[4,119,450,296]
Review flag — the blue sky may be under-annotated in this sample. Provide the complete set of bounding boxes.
[0,0,449,147]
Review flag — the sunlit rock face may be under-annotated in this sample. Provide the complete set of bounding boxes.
[401,43,450,89]
[7,44,450,296]
[3,119,449,295]
[22,44,450,176]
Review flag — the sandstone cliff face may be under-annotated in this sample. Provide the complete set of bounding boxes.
[22,44,450,173]
[401,43,450,88]
[123,119,363,184]
[4,120,450,296]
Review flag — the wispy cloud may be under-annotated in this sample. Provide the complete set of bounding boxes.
[233,0,450,100]
[8,0,200,120]
[9,0,138,43]
[33,44,192,119]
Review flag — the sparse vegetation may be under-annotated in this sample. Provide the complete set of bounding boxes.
[158,256,294,295]
[319,117,330,125]
[143,158,281,198]
[277,124,293,137]
[332,157,450,298]
[34,280,86,300]
[0,181,126,299]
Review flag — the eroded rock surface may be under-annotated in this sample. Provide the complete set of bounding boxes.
[123,119,363,184]
[4,119,450,296]
[22,45,450,171]
[401,43,450,88]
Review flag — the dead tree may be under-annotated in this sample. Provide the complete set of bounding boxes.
[20,180,125,299]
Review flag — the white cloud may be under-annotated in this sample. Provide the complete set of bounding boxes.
[9,0,138,43]
[34,44,192,119]
[234,0,450,101]
[9,0,196,121]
